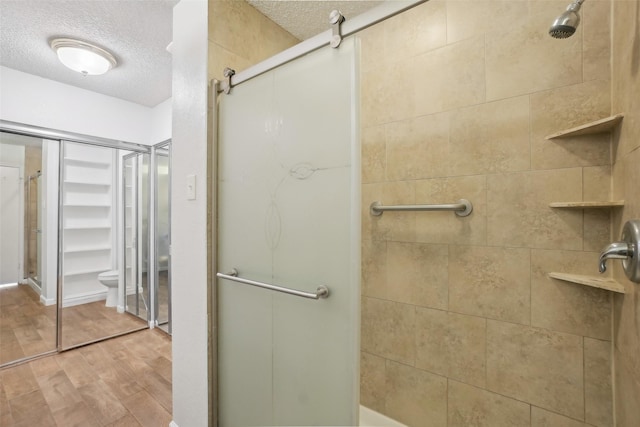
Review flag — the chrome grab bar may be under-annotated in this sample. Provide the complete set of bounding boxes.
[370,199,473,217]
[216,268,330,300]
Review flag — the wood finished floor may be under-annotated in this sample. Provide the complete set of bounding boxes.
[61,300,147,349]
[0,285,56,365]
[0,328,172,427]
[0,284,148,365]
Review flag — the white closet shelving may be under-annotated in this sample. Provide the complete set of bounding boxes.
[123,158,137,299]
[61,143,116,306]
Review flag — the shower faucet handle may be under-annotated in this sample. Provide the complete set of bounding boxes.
[598,242,631,273]
[598,220,640,283]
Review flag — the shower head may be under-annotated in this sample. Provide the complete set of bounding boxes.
[549,0,585,39]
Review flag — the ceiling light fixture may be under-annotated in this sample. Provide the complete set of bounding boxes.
[50,38,117,76]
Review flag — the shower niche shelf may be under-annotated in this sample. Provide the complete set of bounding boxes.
[549,201,625,209]
[545,114,624,139]
[548,272,625,293]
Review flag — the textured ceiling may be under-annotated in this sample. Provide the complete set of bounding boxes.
[0,1,382,108]
[0,0,177,107]
[247,0,383,41]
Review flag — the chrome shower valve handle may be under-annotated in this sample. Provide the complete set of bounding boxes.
[599,220,640,283]
[599,242,632,273]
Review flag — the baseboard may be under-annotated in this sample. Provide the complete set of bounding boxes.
[40,295,56,306]
[26,278,41,294]
[39,290,110,307]
[169,421,179,427]
[62,290,107,308]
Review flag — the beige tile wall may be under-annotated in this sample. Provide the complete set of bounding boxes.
[611,1,640,426]
[207,0,298,82]
[206,0,299,198]
[359,1,615,425]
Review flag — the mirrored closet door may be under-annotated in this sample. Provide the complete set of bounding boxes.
[123,152,151,325]
[0,132,57,365]
[59,142,147,349]
[154,141,171,334]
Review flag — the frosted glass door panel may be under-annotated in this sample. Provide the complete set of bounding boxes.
[218,38,359,426]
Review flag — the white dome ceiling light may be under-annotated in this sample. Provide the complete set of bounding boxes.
[50,38,117,76]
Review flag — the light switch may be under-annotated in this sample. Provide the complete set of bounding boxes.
[186,174,196,200]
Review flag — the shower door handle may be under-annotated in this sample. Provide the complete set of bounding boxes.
[217,268,330,300]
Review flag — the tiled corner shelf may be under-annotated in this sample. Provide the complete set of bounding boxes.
[545,114,624,139]
[548,272,625,293]
[549,201,625,209]
[545,114,627,296]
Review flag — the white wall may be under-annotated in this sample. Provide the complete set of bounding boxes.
[41,140,59,305]
[0,142,25,166]
[150,98,173,144]
[0,143,25,284]
[0,66,172,145]
[171,0,209,426]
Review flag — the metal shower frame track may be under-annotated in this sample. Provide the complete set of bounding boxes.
[217,0,429,93]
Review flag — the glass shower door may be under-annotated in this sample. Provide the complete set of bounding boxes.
[154,142,171,333]
[35,174,42,283]
[26,172,42,284]
[217,38,360,425]
[123,152,150,322]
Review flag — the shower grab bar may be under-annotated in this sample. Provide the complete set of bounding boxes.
[370,199,473,217]
[216,268,330,300]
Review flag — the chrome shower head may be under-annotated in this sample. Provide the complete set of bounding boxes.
[549,0,585,39]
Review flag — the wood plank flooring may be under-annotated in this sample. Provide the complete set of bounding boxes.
[0,285,56,365]
[61,301,147,349]
[0,328,172,427]
[1,284,148,366]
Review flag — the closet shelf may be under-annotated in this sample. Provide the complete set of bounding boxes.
[64,204,111,208]
[65,267,111,277]
[548,272,625,293]
[64,180,110,187]
[64,225,111,230]
[64,158,110,168]
[549,201,625,209]
[545,114,624,139]
[64,246,111,253]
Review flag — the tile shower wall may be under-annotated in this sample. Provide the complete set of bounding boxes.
[611,0,640,426]
[207,0,298,82]
[359,1,615,426]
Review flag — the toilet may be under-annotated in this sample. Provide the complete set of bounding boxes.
[98,270,118,307]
